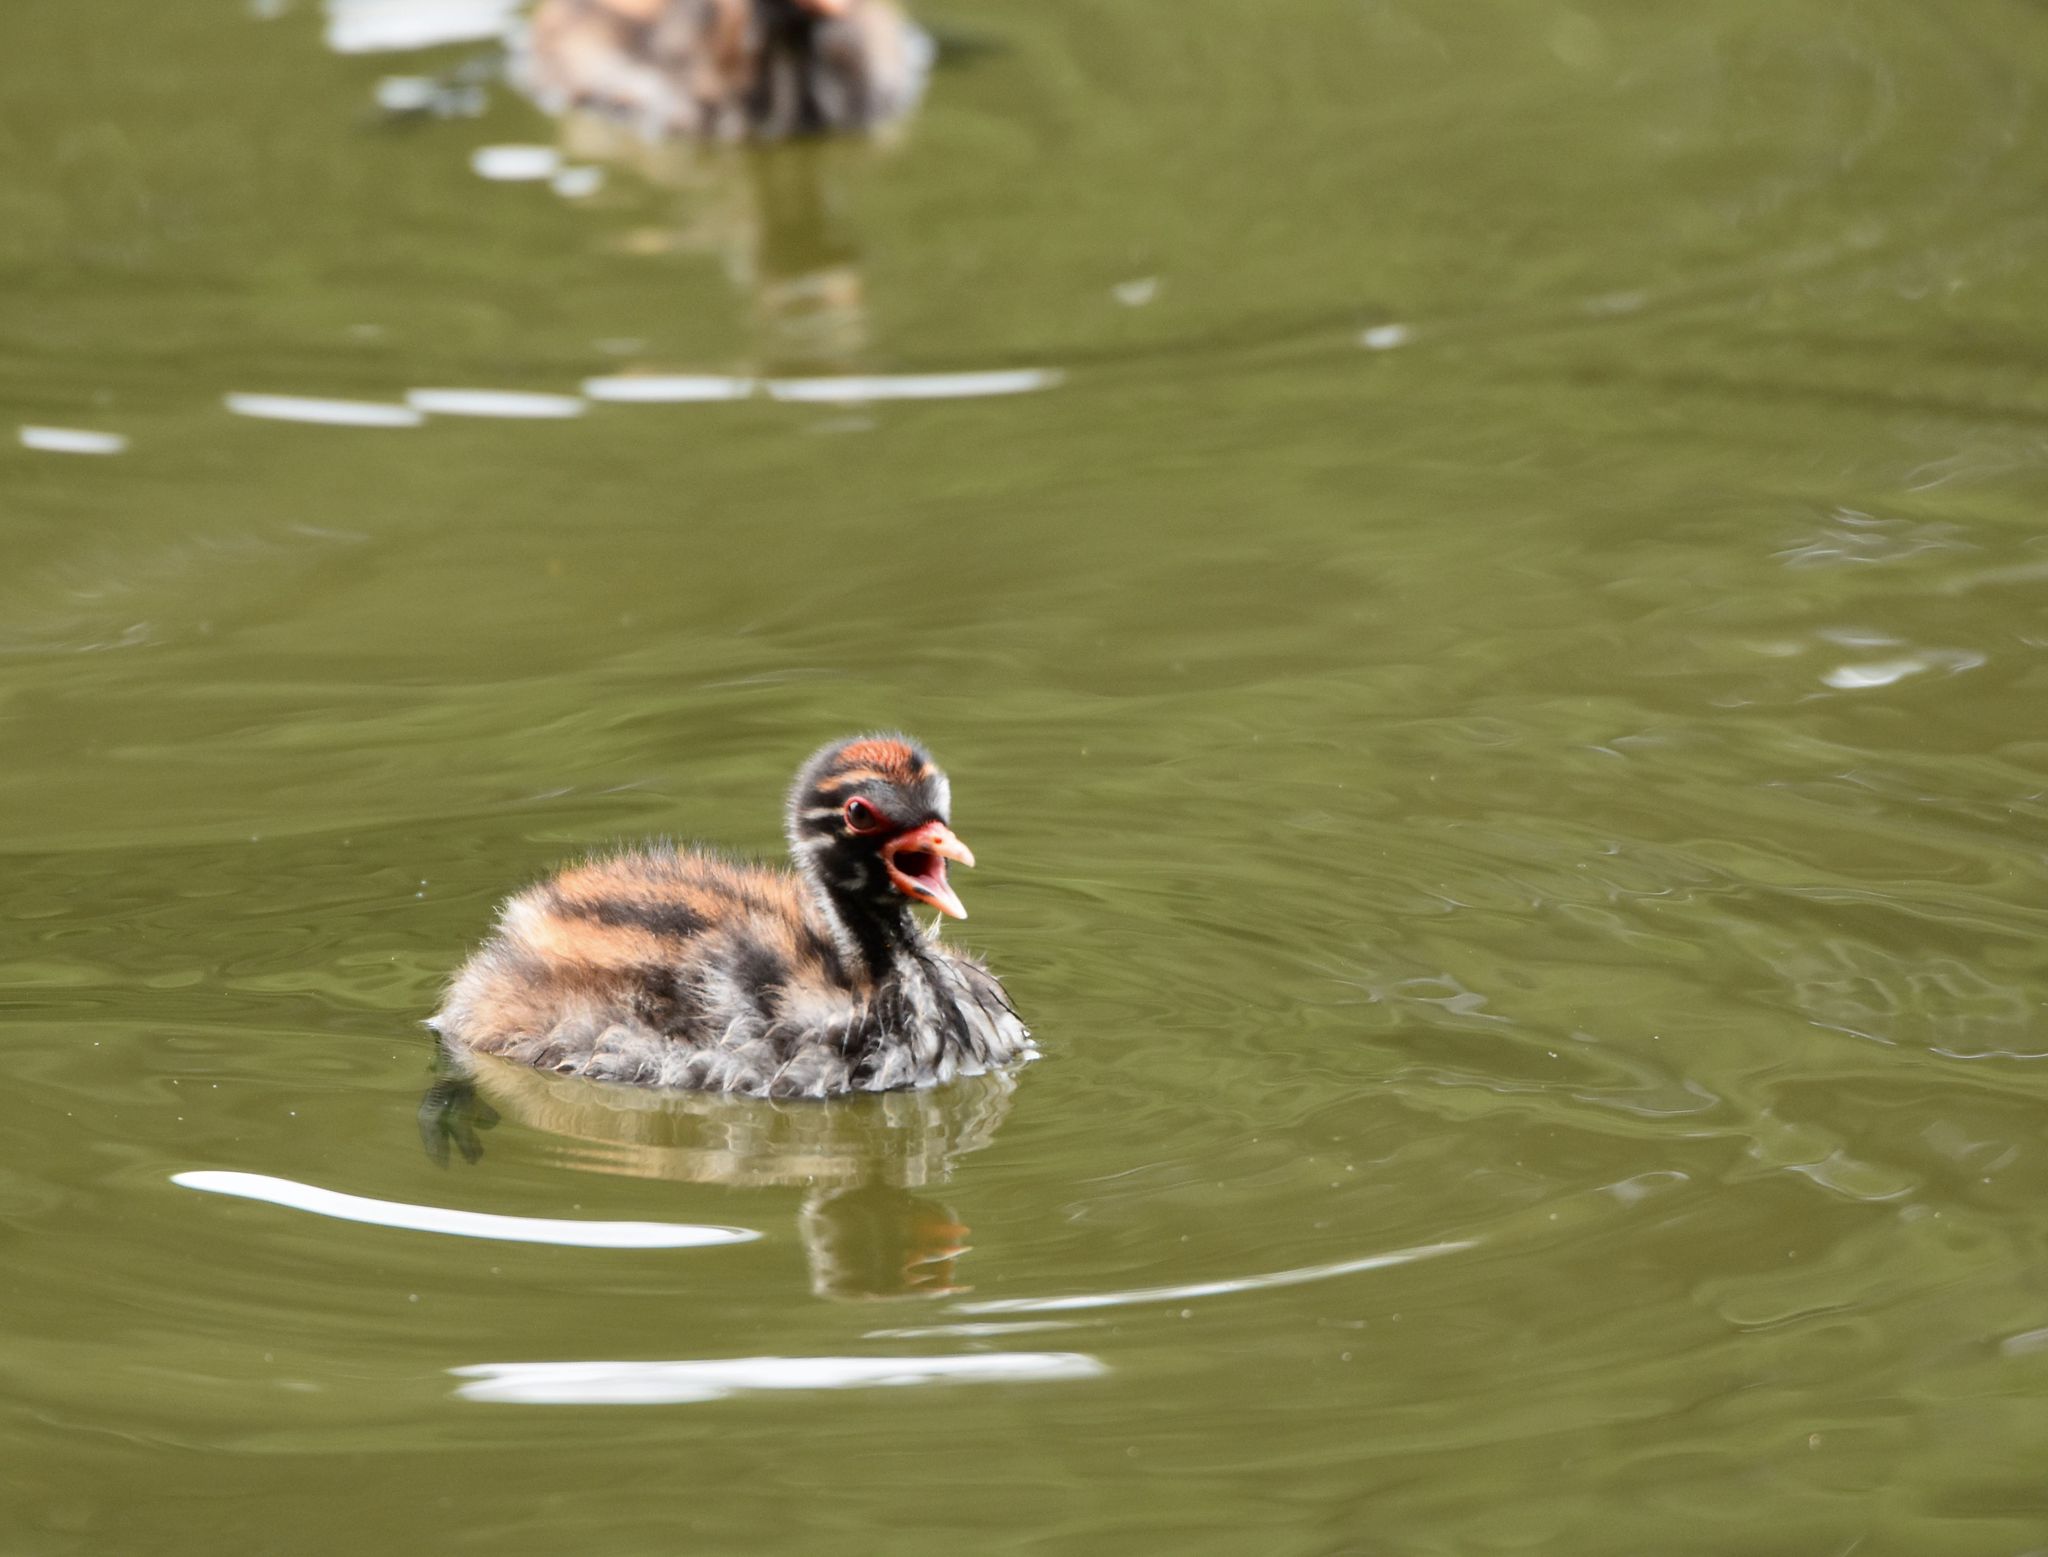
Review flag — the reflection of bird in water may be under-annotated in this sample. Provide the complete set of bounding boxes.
[434,735,1035,1096]
[556,122,874,371]
[800,1185,970,1300]
[515,0,931,142]
[742,139,867,368]
[511,0,933,372]
[421,1051,1016,1299]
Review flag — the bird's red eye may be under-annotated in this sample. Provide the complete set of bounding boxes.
[843,797,887,834]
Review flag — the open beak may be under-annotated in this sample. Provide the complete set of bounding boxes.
[880,820,975,920]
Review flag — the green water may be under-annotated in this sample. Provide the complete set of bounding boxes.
[6,0,2048,1550]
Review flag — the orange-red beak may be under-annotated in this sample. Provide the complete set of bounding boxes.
[880,819,975,920]
[795,0,853,15]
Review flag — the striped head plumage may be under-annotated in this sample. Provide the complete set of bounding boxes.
[786,733,972,922]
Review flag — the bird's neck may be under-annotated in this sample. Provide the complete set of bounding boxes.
[799,858,920,984]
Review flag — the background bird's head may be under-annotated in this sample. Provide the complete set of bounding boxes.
[786,733,973,919]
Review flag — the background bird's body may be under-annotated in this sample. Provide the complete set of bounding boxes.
[434,737,1033,1097]
[515,0,931,141]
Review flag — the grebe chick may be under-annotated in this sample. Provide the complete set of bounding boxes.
[432,735,1033,1097]
[516,0,931,142]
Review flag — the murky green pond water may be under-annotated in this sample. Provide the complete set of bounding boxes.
[6,0,2048,1550]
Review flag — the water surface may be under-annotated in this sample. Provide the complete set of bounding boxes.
[4,1,2048,1551]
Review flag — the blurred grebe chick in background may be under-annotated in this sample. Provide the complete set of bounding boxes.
[515,0,931,141]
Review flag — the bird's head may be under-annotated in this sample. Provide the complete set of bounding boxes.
[787,733,975,920]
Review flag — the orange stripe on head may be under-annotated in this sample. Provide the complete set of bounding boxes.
[835,739,920,780]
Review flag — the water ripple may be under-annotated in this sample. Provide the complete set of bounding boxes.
[953,1239,1475,1315]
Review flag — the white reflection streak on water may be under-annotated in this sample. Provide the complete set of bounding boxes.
[406,389,587,418]
[582,375,758,403]
[954,1238,1476,1314]
[225,394,424,428]
[470,145,561,182]
[19,426,128,455]
[764,370,1063,402]
[171,1170,758,1248]
[866,1320,1086,1340]
[450,1353,1107,1405]
[1822,650,1984,689]
[217,370,1061,430]
[323,0,522,53]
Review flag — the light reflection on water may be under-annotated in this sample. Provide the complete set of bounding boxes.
[321,0,521,54]
[763,369,1064,402]
[202,372,1061,440]
[449,1351,1107,1405]
[224,392,424,427]
[404,388,587,419]
[584,373,757,402]
[469,143,561,182]
[171,1168,759,1248]
[18,426,128,456]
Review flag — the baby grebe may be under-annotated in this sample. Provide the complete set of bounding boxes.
[515,0,931,141]
[432,735,1034,1097]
